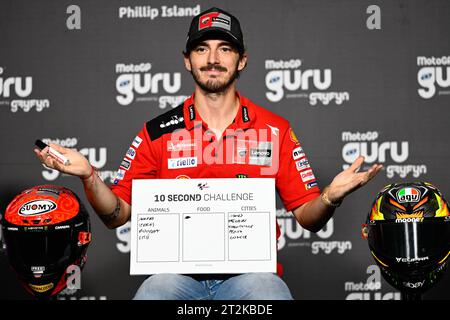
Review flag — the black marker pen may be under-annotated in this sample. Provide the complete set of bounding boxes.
[35,139,71,166]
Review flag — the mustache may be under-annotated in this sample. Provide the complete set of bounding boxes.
[200,64,228,72]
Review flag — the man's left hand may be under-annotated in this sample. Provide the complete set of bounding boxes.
[326,156,383,204]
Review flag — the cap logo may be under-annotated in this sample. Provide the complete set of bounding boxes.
[198,12,231,31]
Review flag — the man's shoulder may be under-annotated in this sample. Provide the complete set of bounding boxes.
[243,96,290,128]
[145,103,186,141]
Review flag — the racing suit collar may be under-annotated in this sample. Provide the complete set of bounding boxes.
[183,91,256,131]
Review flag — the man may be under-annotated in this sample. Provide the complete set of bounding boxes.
[34,7,382,299]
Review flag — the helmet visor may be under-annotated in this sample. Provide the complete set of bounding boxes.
[3,228,74,274]
[368,219,450,265]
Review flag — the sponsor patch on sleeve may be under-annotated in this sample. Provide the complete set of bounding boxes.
[300,169,315,182]
[126,147,136,160]
[292,147,305,160]
[305,181,318,190]
[289,128,300,145]
[295,158,310,171]
[115,169,126,181]
[132,136,143,149]
[120,158,132,170]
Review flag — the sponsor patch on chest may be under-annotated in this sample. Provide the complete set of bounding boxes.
[168,157,198,169]
[231,140,273,166]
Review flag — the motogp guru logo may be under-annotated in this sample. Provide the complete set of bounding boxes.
[417,56,450,99]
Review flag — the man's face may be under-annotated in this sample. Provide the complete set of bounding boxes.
[184,39,247,94]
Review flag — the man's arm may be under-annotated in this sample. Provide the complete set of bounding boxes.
[81,166,131,229]
[292,156,382,232]
[34,143,131,229]
[292,195,336,233]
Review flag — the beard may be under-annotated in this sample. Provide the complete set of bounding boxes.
[190,62,240,94]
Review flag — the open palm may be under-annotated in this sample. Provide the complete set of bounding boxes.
[327,156,383,203]
[34,143,92,178]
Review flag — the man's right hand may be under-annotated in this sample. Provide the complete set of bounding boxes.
[34,143,92,179]
[34,142,130,228]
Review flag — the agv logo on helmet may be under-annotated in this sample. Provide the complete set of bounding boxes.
[395,187,420,203]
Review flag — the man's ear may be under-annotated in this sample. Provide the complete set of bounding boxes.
[238,53,248,71]
[184,54,192,72]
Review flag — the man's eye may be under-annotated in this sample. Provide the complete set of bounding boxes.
[195,47,206,52]
[221,47,232,52]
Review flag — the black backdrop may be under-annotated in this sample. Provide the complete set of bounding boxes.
[1,0,449,300]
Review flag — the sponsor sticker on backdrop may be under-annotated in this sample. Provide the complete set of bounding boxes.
[0,66,51,113]
[340,130,427,179]
[115,61,188,108]
[264,58,350,105]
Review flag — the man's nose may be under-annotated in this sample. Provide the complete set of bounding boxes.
[207,48,220,65]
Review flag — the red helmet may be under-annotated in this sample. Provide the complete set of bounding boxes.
[1,185,91,299]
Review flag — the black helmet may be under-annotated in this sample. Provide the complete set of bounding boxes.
[363,182,450,295]
[1,185,91,299]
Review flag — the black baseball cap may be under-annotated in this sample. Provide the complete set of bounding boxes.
[185,7,245,54]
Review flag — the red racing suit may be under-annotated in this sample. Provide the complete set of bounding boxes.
[111,92,321,274]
